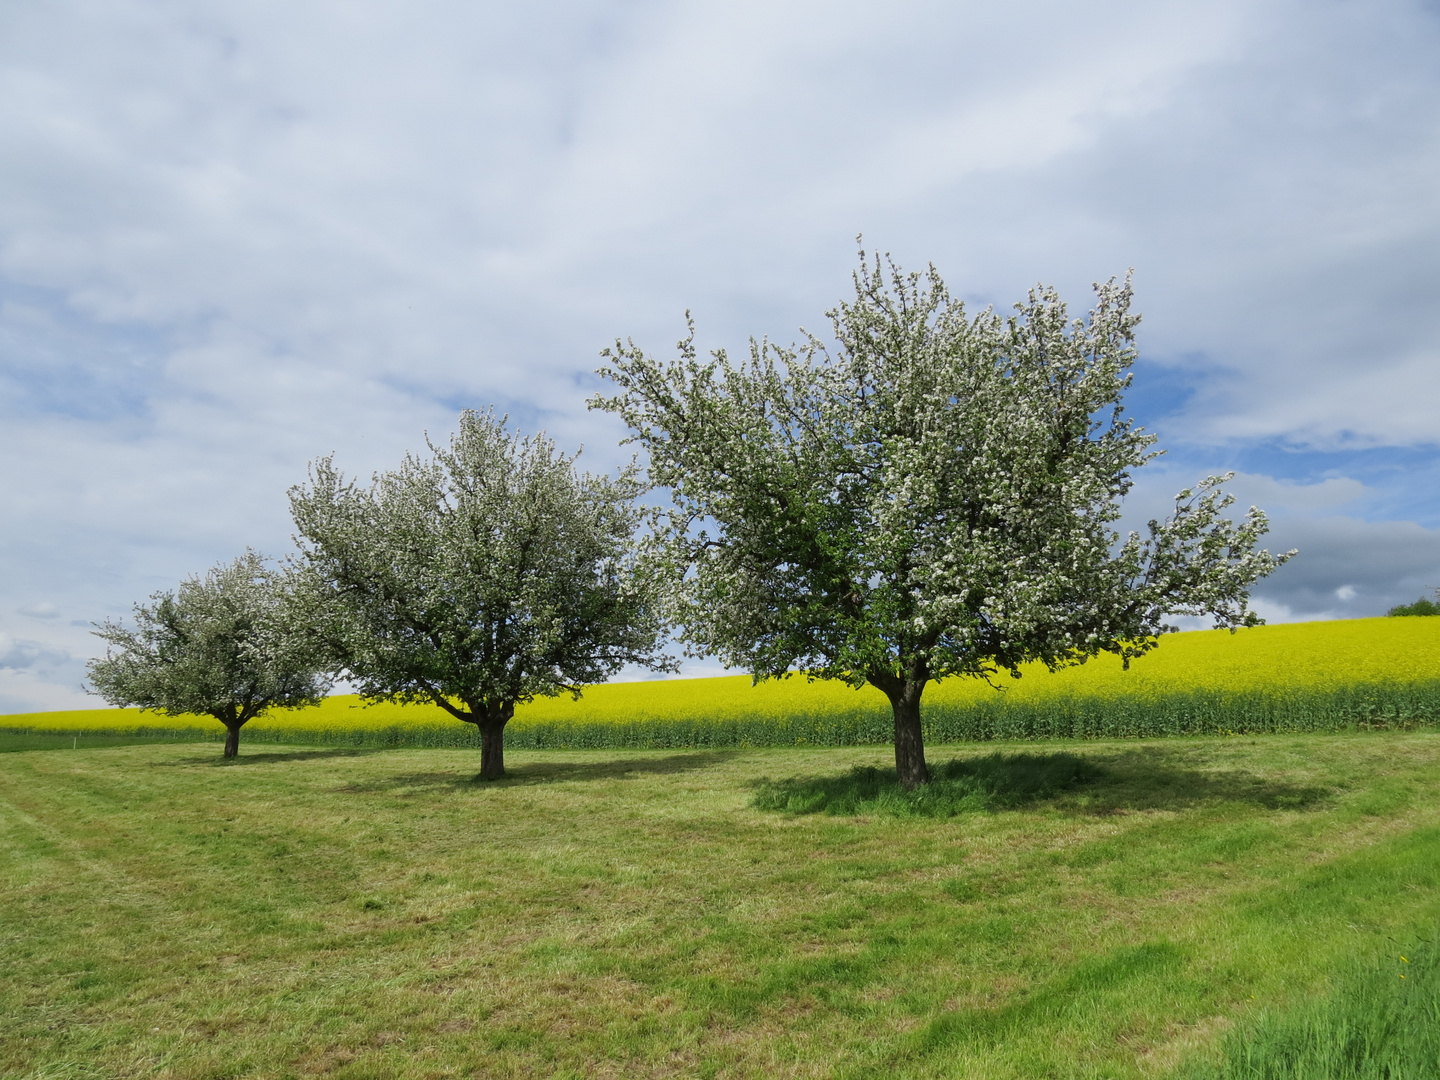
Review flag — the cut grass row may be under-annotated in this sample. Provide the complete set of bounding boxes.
[3,732,1440,1078]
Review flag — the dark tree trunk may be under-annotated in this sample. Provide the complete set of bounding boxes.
[870,669,931,788]
[890,682,930,788]
[449,699,515,781]
[223,722,242,759]
[478,716,508,781]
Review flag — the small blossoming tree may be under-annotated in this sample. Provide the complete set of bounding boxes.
[289,409,674,780]
[88,551,330,758]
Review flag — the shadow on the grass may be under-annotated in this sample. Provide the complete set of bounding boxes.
[336,751,739,793]
[753,753,1100,817]
[169,747,394,766]
[754,749,1332,818]
[1076,746,1332,813]
[503,752,738,783]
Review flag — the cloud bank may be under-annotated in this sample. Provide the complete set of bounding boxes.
[1,0,1437,709]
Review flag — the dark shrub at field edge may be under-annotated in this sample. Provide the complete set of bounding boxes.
[752,751,1099,817]
[1388,595,1440,617]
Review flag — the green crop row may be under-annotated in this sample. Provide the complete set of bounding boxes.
[9,681,1439,751]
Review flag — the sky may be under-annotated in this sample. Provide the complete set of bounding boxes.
[2,0,1439,713]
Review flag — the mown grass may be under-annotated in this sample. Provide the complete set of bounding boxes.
[3,732,1440,1078]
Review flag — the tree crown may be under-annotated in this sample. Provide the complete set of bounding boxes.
[593,252,1293,690]
[87,550,330,724]
[1388,590,1440,617]
[288,408,674,721]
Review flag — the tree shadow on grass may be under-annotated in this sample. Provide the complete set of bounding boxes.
[336,751,739,793]
[1066,746,1333,814]
[754,753,1099,818]
[154,747,395,767]
[504,752,738,783]
[753,749,1332,819]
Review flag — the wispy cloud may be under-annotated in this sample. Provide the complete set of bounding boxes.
[0,634,68,672]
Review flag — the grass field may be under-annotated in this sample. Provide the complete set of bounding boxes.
[3,731,1440,1078]
[7,618,1440,751]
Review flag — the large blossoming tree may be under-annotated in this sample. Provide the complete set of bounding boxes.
[594,253,1293,787]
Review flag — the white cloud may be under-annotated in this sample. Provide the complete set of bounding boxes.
[0,668,96,714]
[1247,514,1440,619]
[1119,466,1440,620]
[1,0,1437,709]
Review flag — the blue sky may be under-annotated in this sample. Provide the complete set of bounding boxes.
[2,0,1439,711]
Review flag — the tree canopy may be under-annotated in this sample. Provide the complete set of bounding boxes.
[288,409,674,779]
[1388,591,1440,617]
[594,252,1294,786]
[87,551,330,758]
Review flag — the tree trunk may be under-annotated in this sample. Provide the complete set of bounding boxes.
[869,669,931,787]
[223,722,242,759]
[478,717,508,781]
[891,686,930,788]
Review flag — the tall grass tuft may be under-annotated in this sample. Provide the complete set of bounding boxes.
[751,752,1099,817]
[1179,938,1440,1079]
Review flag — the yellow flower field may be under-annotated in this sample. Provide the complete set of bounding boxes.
[7,617,1440,747]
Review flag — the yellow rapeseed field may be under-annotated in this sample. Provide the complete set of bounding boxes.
[6,618,1439,748]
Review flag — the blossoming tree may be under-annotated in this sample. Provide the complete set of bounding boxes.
[594,252,1293,787]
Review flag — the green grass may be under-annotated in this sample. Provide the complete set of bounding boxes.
[0,730,217,753]
[1177,937,1440,1078]
[4,732,1440,1077]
